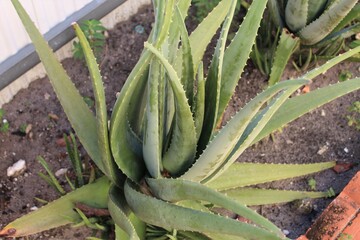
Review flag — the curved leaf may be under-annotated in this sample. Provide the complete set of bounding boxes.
[299,0,358,45]
[145,42,197,176]
[181,79,308,182]
[124,180,284,240]
[72,23,118,183]
[0,177,110,237]
[254,78,360,144]
[218,0,269,123]
[198,0,237,151]
[143,60,162,179]
[108,185,144,240]
[285,0,309,32]
[147,178,283,236]
[11,0,104,172]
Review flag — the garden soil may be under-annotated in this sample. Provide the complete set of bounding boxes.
[0,5,359,240]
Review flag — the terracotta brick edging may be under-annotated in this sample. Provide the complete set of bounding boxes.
[298,171,360,240]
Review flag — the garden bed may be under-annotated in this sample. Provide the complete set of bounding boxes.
[0,4,359,239]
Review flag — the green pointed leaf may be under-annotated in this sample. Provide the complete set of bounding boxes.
[145,42,197,176]
[199,0,237,151]
[332,3,360,33]
[218,0,269,123]
[110,51,150,182]
[302,45,360,80]
[268,29,300,86]
[174,0,233,74]
[0,177,110,237]
[182,79,308,182]
[124,180,284,239]
[193,62,205,141]
[147,178,283,236]
[72,23,117,183]
[254,78,360,144]
[204,80,309,183]
[143,60,162,179]
[299,0,358,45]
[108,185,144,240]
[307,0,328,23]
[175,6,195,106]
[207,162,335,190]
[285,0,309,32]
[11,0,104,172]
[267,0,285,28]
[222,188,330,206]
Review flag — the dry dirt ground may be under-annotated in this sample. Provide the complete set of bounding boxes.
[0,4,359,240]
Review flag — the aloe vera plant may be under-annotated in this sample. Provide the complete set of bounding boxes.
[256,0,359,85]
[1,0,360,239]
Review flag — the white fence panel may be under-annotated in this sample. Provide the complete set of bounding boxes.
[0,0,93,63]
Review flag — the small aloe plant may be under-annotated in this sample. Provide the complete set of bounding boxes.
[1,0,360,239]
[256,0,359,85]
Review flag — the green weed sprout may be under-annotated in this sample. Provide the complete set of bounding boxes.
[73,19,106,61]
[0,109,10,133]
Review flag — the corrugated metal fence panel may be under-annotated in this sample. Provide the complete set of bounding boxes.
[0,0,93,63]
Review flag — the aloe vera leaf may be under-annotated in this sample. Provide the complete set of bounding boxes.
[72,23,118,183]
[199,0,237,151]
[111,0,176,182]
[175,0,233,75]
[207,162,335,190]
[176,201,245,240]
[303,45,360,79]
[267,0,285,28]
[307,0,328,23]
[127,68,149,139]
[299,0,358,45]
[108,185,145,240]
[222,188,330,206]
[124,180,285,240]
[218,0,268,124]
[254,77,360,144]
[182,79,308,182]
[193,62,205,141]
[332,3,360,33]
[0,177,110,237]
[205,79,310,183]
[11,0,105,172]
[115,213,147,240]
[285,0,309,32]
[110,51,151,181]
[155,0,175,46]
[252,46,360,143]
[175,6,195,106]
[145,42,197,176]
[147,178,283,236]
[143,60,162,179]
[268,29,300,86]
